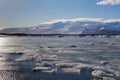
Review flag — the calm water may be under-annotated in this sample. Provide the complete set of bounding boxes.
[0,36,120,80]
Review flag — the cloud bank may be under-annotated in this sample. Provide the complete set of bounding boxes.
[41,18,103,24]
[96,0,120,5]
[41,18,120,25]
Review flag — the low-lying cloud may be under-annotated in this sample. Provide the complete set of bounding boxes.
[96,0,120,5]
[41,18,120,25]
[41,18,103,24]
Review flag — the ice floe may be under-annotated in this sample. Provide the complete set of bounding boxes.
[92,70,114,78]
[61,68,80,74]
[32,66,50,72]
[102,77,116,80]
[56,63,77,69]
[100,61,109,65]
[42,61,52,67]
[15,53,42,61]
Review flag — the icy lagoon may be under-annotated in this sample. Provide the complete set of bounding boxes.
[0,36,120,80]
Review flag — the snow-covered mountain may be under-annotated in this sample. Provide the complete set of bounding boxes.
[0,18,120,35]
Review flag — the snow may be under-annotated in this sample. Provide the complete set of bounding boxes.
[0,19,120,34]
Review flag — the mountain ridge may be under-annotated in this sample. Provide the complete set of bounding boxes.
[0,18,120,36]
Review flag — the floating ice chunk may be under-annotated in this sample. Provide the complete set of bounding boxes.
[35,56,42,61]
[86,42,95,46]
[41,54,60,61]
[102,77,116,80]
[74,63,115,75]
[93,66,114,74]
[75,63,88,69]
[44,69,58,73]
[49,55,58,57]
[35,63,42,66]
[32,66,50,72]
[92,70,114,78]
[74,63,94,73]
[48,55,59,60]
[51,69,58,73]
[115,35,120,38]
[100,61,109,65]
[42,61,52,67]
[62,68,80,74]
[16,53,42,61]
[56,63,77,69]
[114,72,120,77]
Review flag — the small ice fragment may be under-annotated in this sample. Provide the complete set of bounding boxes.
[56,63,76,69]
[87,42,94,46]
[75,63,88,69]
[35,63,42,66]
[100,61,109,65]
[49,55,58,58]
[62,68,80,74]
[102,77,116,80]
[41,69,57,73]
[42,61,52,67]
[114,72,120,77]
[32,67,50,72]
[74,64,89,72]
[51,69,58,73]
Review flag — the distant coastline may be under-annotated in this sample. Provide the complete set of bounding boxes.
[0,33,120,37]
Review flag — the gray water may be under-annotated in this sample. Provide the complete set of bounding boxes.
[0,36,120,80]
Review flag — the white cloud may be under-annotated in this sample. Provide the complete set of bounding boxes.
[104,19,120,23]
[41,18,120,25]
[41,18,103,25]
[96,0,120,5]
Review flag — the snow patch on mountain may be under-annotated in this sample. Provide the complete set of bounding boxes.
[0,18,120,35]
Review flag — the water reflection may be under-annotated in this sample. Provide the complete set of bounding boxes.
[0,53,35,80]
[0,37,8,52]
[0,37,7,45]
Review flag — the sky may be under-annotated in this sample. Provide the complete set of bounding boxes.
[0,0,120,28]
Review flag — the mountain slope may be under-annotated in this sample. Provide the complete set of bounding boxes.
[0,18,120,35]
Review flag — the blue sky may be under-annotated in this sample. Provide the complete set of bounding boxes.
[0,0,120,28]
